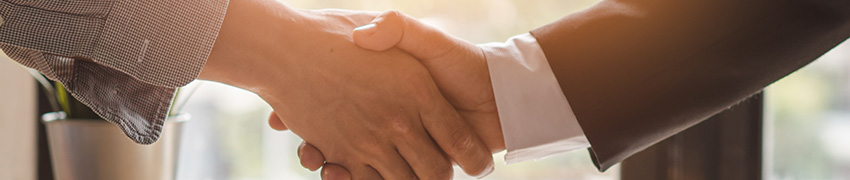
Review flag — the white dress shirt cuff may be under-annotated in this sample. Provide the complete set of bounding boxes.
[479,33,590,164]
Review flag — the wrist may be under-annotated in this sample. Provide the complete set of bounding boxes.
[200,0,302,91]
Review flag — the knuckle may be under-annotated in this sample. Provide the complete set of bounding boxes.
[448,127,475,156]
[384,111,415,137]
[392,124,414,138]
[356,137,383,153]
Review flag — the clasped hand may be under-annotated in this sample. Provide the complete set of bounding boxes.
[201,1,503,179]
[272,10,509,180]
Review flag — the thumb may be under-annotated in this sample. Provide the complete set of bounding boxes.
[352,11,403,51]
[353,10,488,111]
[352,10,461,60]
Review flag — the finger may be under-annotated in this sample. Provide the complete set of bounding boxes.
[267,112,288,130]
[393,124,454,180]
[368,149,418,180]
[341,164,383,180]
[320,163,352,180]
[420,98,495,178]
[298,142,325,171]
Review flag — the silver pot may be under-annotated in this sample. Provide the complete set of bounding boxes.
[43,112,188,180]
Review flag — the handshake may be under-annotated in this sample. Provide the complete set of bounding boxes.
[201,2,507,180]
[195,0,849,179]
[5,0,844,179]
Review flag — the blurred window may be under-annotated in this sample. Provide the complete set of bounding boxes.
[38,0,845,179]
[766,40,850,179]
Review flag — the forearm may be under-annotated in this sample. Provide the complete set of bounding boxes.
[199,0,299,92]
[531,0,850,170]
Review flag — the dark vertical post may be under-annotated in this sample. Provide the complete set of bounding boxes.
[621,93,763,180]
[35,83,54,180]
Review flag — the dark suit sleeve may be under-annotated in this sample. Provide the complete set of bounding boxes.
[530,0,850,171]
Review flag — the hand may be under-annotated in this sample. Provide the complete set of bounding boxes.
[198,1,494,179]
[281,11,507,179]
[353,11,505,152]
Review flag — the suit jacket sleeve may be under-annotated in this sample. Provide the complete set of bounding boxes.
[530,0,850,171]
[0,0,229,144]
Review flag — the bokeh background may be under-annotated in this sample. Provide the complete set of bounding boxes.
[3,0,838,179]
[174,0,850,179]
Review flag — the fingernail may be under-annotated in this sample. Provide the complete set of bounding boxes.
[353,23,378,35]
[474,163,495,179]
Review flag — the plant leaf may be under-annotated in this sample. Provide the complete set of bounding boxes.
[55,82,71,116]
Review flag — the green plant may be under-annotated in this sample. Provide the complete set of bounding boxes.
[29,69,196,119]
[53,82,99,119]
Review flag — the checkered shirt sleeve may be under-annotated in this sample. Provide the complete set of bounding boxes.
[0,0,229,144]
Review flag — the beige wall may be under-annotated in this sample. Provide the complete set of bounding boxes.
[0,53,36,180]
